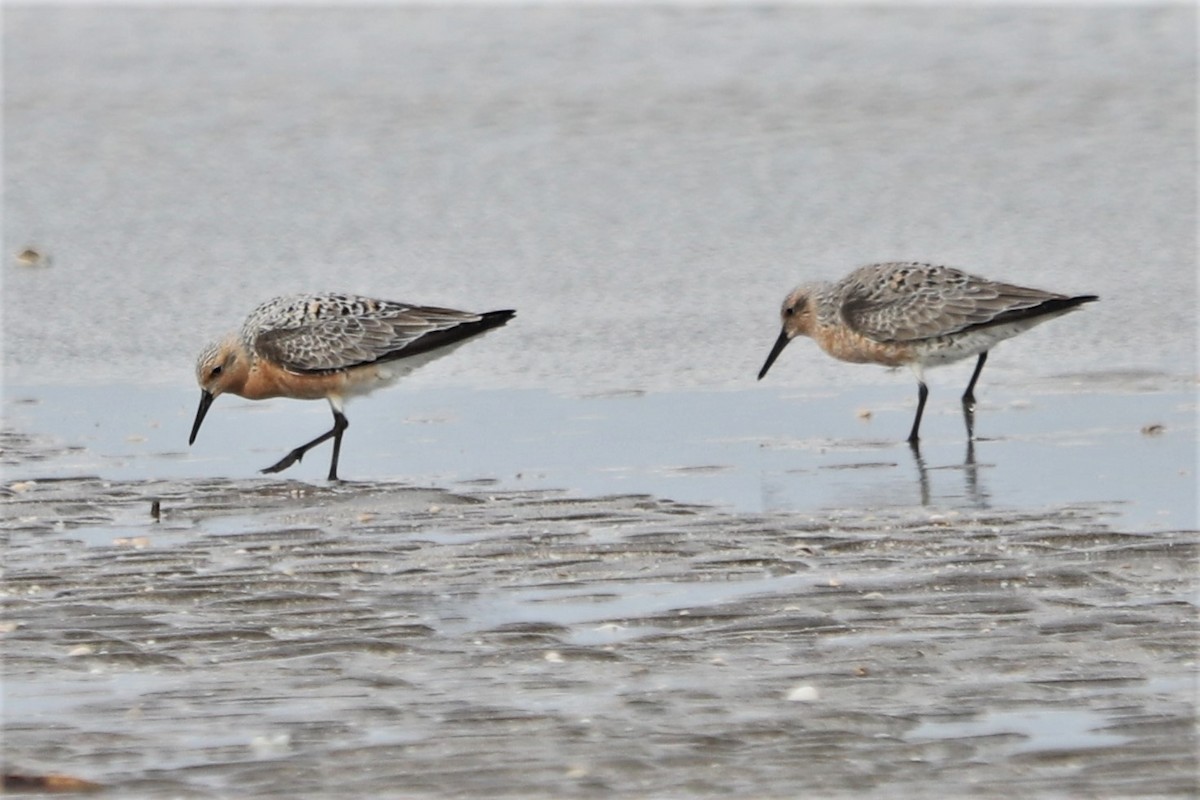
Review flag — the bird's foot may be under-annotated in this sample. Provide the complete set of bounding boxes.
[261,449,305,474]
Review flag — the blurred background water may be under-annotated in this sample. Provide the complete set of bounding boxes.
[4,5,1195,394]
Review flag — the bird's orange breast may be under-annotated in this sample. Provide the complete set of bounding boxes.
[238,359,349,401]
[811,323,915,367]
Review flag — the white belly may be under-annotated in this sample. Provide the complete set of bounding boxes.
[339,338,479,400]
[913,319,1053,367]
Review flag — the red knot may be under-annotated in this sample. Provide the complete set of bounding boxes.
[757,262,1098,444]
[189,293,515,480]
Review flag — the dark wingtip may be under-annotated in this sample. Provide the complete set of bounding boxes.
[476,309,516,332]
[485,309,517,325]
[1057,293,1098,306]
[372,308,516,364]
[969,293,1100,332]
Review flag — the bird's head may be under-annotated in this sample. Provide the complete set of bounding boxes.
[189,336,247,445]
[757,285,817,380]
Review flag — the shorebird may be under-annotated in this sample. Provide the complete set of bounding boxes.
[189,293,515,480]
[757,262,1097,444]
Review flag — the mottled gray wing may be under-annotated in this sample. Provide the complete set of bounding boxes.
[839,263,1062,343]
[248,295,483,372]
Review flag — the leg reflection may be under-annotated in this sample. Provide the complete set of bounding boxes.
[907,436,989,509]
[963,436,985,507]
[909,439,931,506]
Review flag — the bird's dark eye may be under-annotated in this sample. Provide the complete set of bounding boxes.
[784,306,795,317]
[210,365,223,377]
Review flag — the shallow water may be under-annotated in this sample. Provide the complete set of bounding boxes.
[3,5,1198,798]
[4,377,1197,532]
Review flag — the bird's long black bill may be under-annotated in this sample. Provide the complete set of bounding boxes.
[189,390,215,445]
[757,329,791,380]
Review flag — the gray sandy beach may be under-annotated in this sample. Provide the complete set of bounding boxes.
[3,5,1197,798]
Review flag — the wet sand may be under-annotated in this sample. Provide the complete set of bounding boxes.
[3,432,1197,797]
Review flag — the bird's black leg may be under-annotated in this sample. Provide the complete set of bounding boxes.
[962,351,988,407]
[326,412,349,481]
[262,410,350,479]
[908,381,929,445]
[961,351,988,440]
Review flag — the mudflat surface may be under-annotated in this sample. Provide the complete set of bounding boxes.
[3,441,1197,797]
